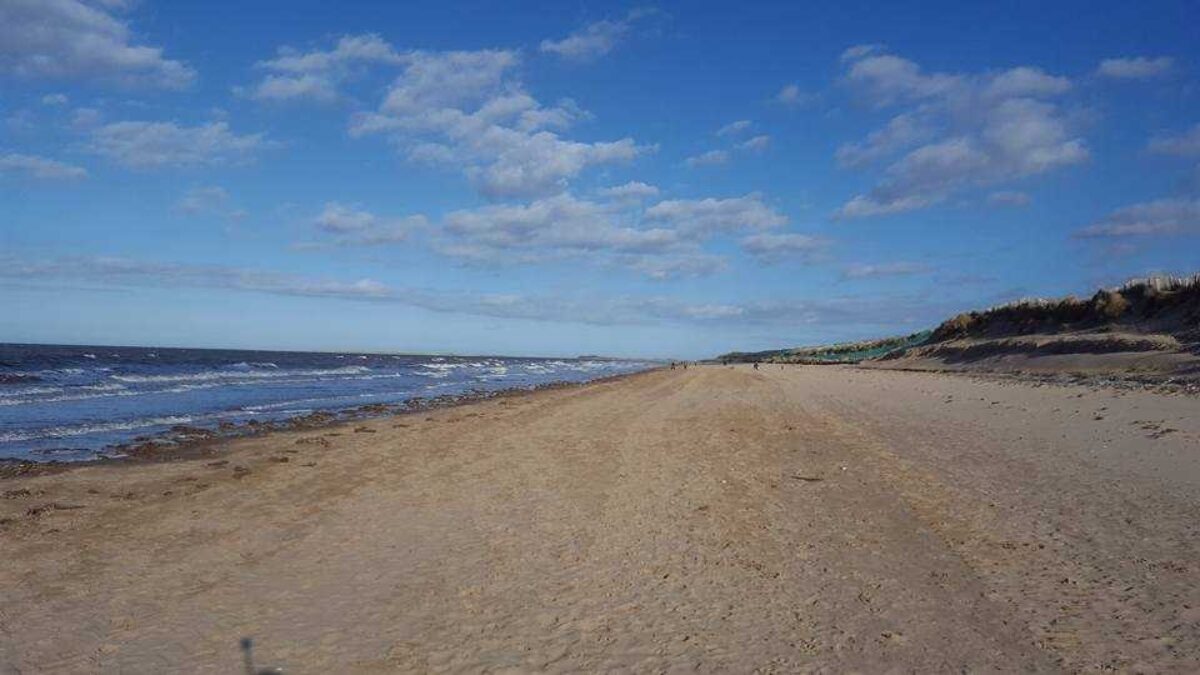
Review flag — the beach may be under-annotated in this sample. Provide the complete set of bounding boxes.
[2,364,1199,672]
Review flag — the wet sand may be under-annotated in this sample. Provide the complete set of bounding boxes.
[2,365,1199,672]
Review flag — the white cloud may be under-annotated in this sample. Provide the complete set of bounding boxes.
[984,66,1071,98]
[443,194,681,257]
[539,9,657,62]
[241,34,406,102]
[175,185,246,220]
[618,253,728,281]
[840,44,884,62]
[597,181,659,200]
[428,192,790,279]
[0,0,195,89]
[88,121,274,168]
[738,135,770,152]
[740,233,826,263]
[842,53,962,106]
[644,194,788,234]
[41,93,68,106]
[540,19,630,61]
[684,149,730,167]
[309,202,426,245]
[351,49,648,199]
[841,262,930,279]
[0,152,87,179]
[1096,56,1173,80]
[835,113,929,168]
[374,49,519,117]
[835,194,936,218]
[1074,198,1200,238]
[776,83,816,107]
[176,185,228,213]
[716,119,752,137]
[70,107,103,130]
[835,48,1085,218]
[1148,123,1200,157]
[986,190,1031,207]
[465,132,644,200]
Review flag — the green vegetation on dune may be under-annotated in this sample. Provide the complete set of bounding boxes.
[931,275,1200,345]
[714,274,1200,365]
[717,331,931,364]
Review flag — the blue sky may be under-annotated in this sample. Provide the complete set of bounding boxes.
[2,0,1199,358]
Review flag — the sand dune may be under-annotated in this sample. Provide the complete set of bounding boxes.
[2,366,1199,672]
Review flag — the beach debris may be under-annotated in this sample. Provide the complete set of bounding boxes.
[790,475,824,482]
[240,637,283,674]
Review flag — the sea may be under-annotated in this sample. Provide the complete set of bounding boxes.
[0,344,657,462]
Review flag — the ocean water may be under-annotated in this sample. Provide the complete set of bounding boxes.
[0,344,657,462]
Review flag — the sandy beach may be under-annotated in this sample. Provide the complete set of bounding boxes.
[2,365,1199,672]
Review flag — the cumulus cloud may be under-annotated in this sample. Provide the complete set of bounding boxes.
[240,34,406,102]
[618,253,729,281]
[1096,56,1173,80]
[842,53,963,107]
[175,185,246,220]
[308,202,426,245]
[350,49,648,199]
[539,9,657,61]
[687,133,768,168]
[841,44,884,62]
[88,120,274,168]
[540,19,630,61]
[841,262,930,279]
[0,0,195,89]
[1074,198,1200,238]
[597,181,659,200]
[984,66,1071,98]
[740,233,827,263]
[684,149,730,167]
[776,83,816,107]
[41,93,68,106]
[0,152,87,179]
[428,192,791,279]
[644,194,788,234]
[1148,123,1200,158]
[70,107,103,130]
[835,48,1086,218]
[835,113,929,168]
[443,194,680,257]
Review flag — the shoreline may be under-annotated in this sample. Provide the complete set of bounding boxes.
[0,368,661,479]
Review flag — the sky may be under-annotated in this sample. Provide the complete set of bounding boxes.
[2,0,1199,359]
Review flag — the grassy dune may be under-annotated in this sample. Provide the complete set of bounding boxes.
[721,275,1200,380]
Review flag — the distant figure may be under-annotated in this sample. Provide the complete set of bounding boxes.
[670,361,676,370]
[753,362,759,370]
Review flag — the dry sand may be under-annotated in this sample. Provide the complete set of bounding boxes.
[2,365,1199,672]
